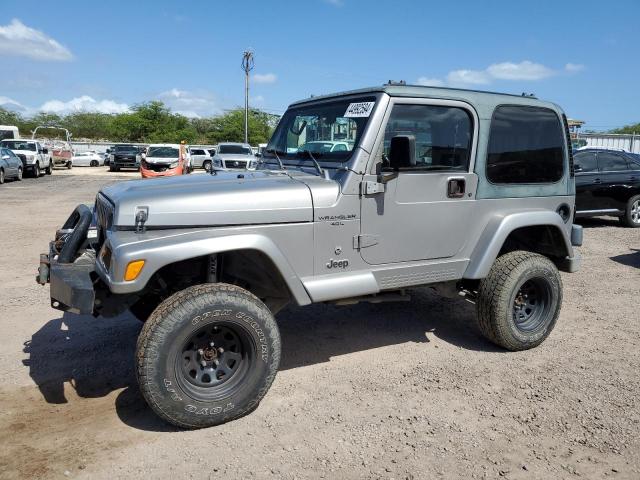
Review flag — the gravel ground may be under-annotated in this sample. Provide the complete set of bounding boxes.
[0,168,639,480]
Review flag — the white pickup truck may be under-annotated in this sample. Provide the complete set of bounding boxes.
[0,139,53,177]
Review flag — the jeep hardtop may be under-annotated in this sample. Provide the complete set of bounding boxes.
[38,84,583,428]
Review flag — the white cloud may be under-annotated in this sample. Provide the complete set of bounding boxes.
[447,69,491,85]
[419,59,583,87]
[157,88,220,117]
[0,19,73,61]
[564,63,585,73]
[40,95,129,114]
[486,61,554,81]
[0,96,28,113]
[252,73,277,84]
[416,77,445,87]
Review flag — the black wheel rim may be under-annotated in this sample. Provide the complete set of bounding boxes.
[175,322,254,401]
[512,277,552,332]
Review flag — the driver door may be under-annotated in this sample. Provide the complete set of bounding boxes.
[359,99,478,265]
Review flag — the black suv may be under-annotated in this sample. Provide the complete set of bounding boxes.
[109,144,140,172]
[574,148,640,227]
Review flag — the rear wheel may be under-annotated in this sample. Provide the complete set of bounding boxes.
[17,167,22,181]
[477,251,562,351]
[66,161,72,169]
[136,283,281,429]
[45,162,52,174]
[620,195,640,228]
[90,160,99,167]
[203,160,212,172]
[0,168,4,184]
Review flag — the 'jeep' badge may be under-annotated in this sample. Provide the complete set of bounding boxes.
[326,258,349,269]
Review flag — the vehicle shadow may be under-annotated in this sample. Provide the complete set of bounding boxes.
[22,289,498,432]
[575,216,620,228]
[610,249,640,269]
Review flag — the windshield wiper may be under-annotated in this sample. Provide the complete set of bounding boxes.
[265,148,286,170]
[298,150,324,176]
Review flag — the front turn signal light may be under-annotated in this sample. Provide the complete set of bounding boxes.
[124,260,145,281]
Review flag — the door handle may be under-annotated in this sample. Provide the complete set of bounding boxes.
[593,178,601,184]
[447,178,466,198]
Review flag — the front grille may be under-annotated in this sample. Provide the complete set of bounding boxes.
[145,162,170,172]
[95,193,114,247]
[226,160,247,169]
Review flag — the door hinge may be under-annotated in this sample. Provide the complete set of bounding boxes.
[353,234,380,249]
[360,180,385,195]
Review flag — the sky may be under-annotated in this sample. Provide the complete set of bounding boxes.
[0,0,638,131]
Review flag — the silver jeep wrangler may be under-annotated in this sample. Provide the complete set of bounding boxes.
[38,84,583,428]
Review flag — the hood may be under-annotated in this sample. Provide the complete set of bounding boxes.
[101,170,317,228]
[10,149,36,155]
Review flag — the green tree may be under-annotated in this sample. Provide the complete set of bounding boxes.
[611,123,640,135]
[205,109,278,145]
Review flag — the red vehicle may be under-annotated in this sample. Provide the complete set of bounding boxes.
[140,143,190,178]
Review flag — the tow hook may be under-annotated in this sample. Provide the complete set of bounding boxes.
[36,253,50,285]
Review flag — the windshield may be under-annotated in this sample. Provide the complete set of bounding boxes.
[114,145,138,153]
[264,96,376,164]
[1,140,36,151]
[147,147,179,158]
[218,145,252,155]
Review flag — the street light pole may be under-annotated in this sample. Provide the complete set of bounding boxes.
[241,50,254,144]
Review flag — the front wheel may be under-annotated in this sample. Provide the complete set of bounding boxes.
[90,160,99,167]
[203,160,212,172]
[620,195,640,228]
[136,283,281,429]
[477,251,562,351]
[33,163,40,178]
[66,161,72,169]
[0,168,5,184]
[17,167,22,181]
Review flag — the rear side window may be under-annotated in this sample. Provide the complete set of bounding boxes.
[191,149,205,155]
[598,152,627,171]
[487,105,565,184]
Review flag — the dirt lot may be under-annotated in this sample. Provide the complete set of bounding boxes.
[0,168,639,479]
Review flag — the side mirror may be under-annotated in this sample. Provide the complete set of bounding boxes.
[141,152,146,159]
[574,164,583,173]
[255,152,262,158]
[386,135,416,170]
[42,148,48,154]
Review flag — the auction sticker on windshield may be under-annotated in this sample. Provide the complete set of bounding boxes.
[344,102,375,118]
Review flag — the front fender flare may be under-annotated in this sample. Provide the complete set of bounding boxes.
[463,211,574,279]
[98,231,312,306]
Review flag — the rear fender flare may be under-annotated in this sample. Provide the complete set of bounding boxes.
[463,211,573,279]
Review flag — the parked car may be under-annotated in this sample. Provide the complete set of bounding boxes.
[574,148,640,227]
[40,84,581,429]
[189,147,213,171]
[298,140,353,154]
[0,139,52,177]
[140,144,189,178]
[71,151,104,167]
[212,142,256,171]
[109,144,140,171]
[0,147,23,183]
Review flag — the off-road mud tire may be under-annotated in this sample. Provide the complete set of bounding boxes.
[136,283,281,429]
[477,251,562,351]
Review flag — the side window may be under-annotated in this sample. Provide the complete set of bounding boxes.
[597,152,628,171]
[574,152,597,172]
[383,104,472,171]
[487,105,565,184]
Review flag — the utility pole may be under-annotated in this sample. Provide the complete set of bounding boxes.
[241,50,254,144]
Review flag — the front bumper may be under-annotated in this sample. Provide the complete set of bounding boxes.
[39,243,96,315]
[140,164,183,178]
